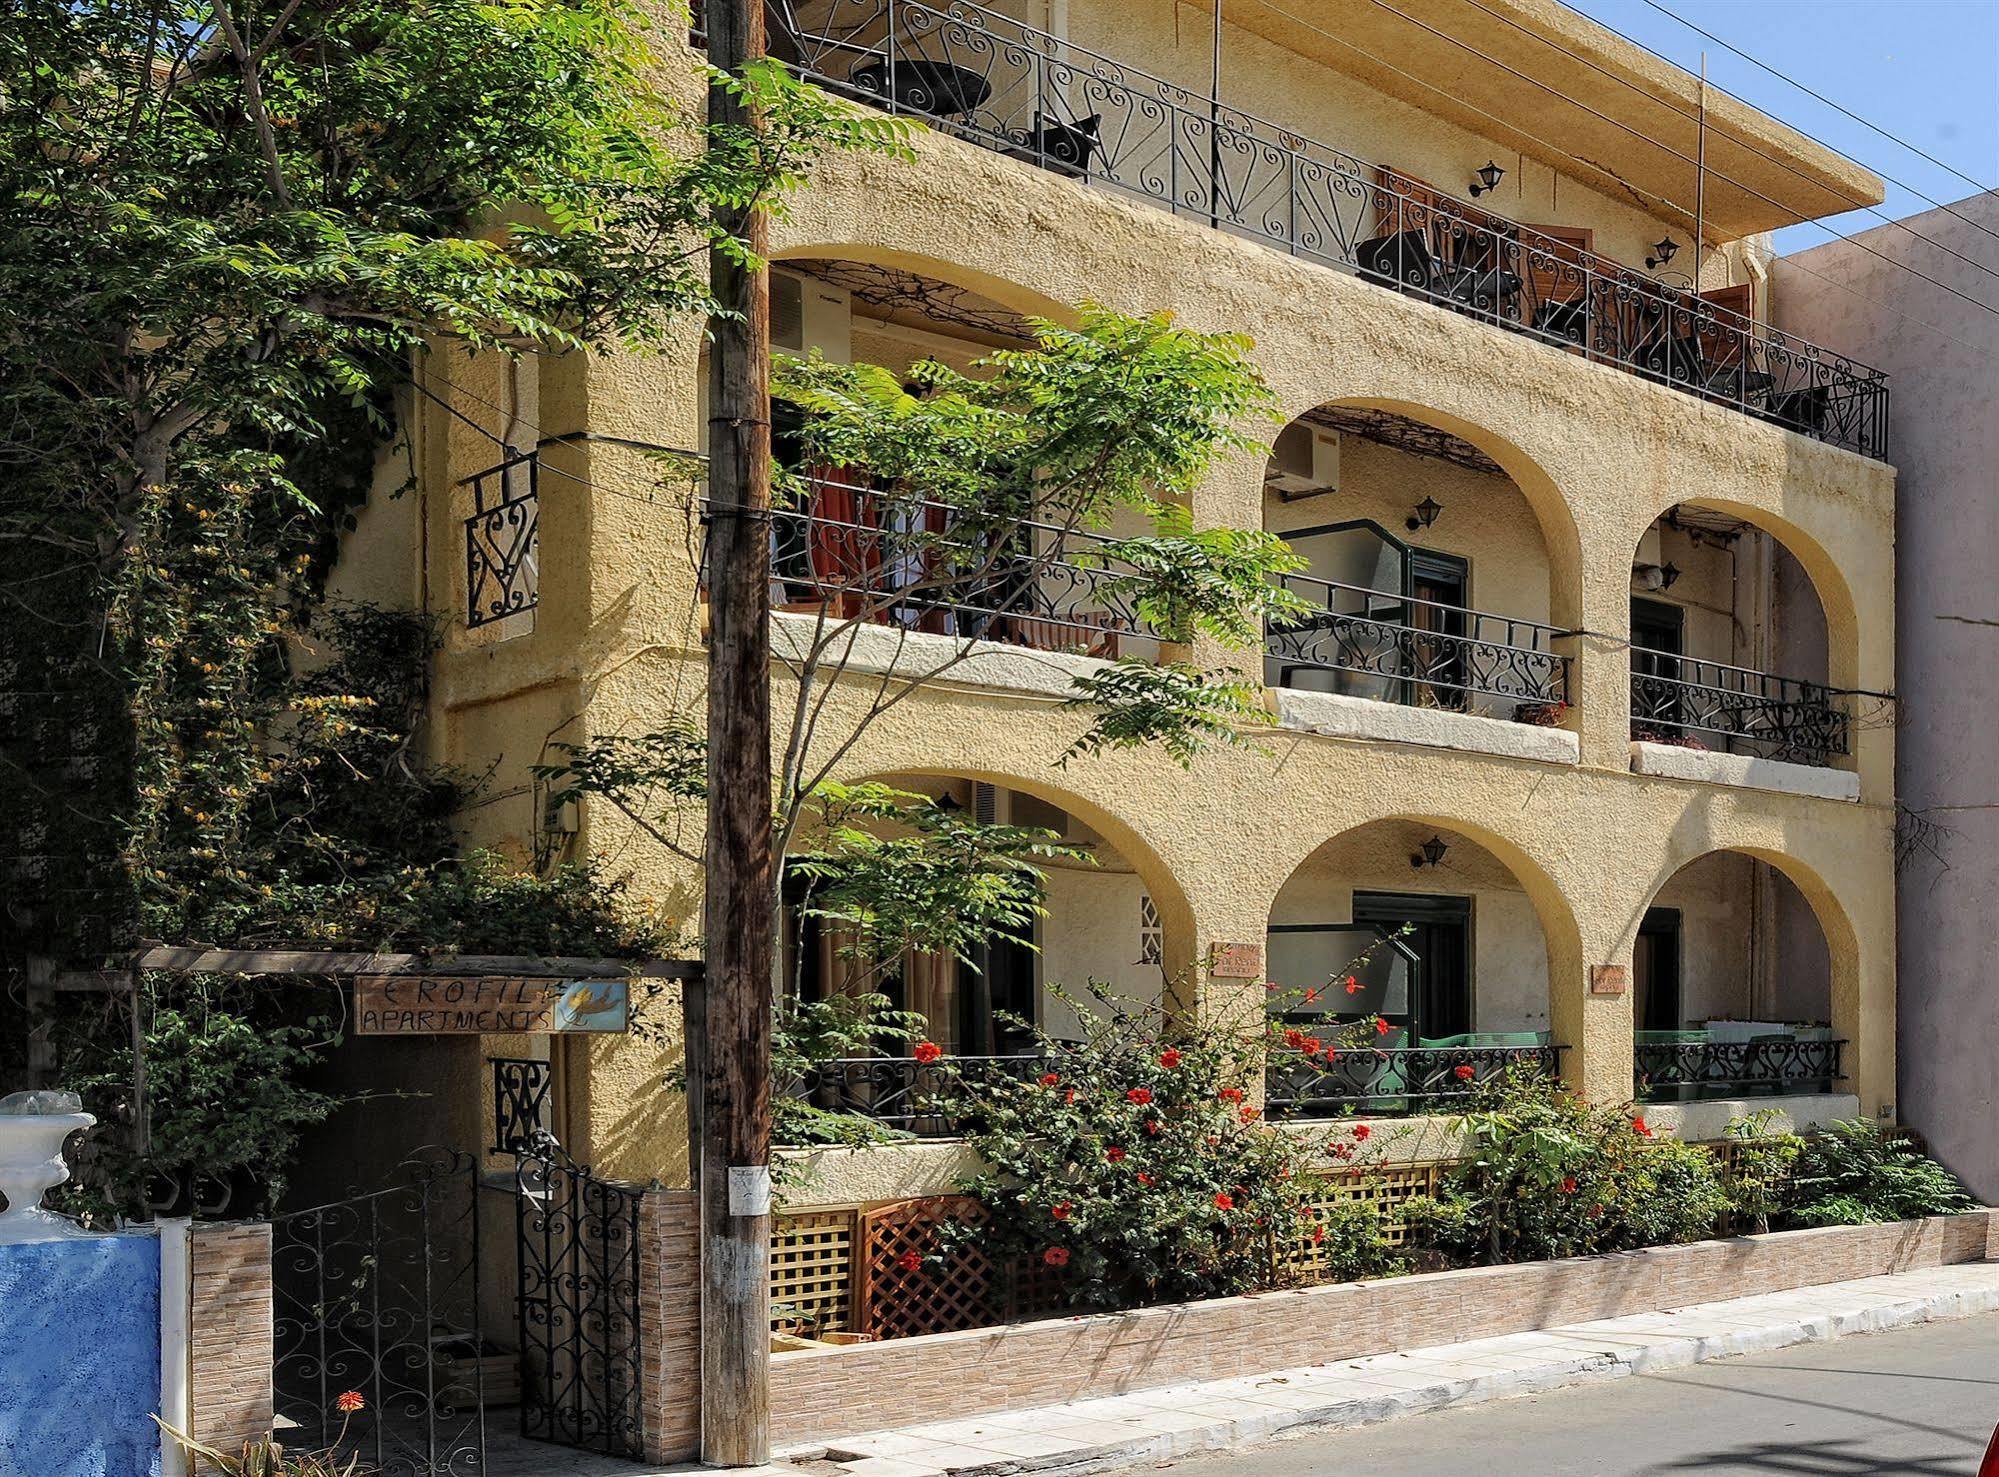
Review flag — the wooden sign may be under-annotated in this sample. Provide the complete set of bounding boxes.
[1209,942,1265,980]
[355,975,630,1035]
[1589,964,1629,996]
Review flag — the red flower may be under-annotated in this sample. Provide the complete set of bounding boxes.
[1300,1036,1322,1057]
[1332,1142,1355,1161]
[1136,1171,1156,1187]
[1065,1089,1077,1105]
[1105,1146,1127,1162]
[1303,987,1322,1005]
[1051,1201,1072,1220]
[335,1391,365,1414]
[1282,1028,1308,1050]
[1453,1064,1475,1081]
[1352,1123,1371,1141]
[1311,1224,1326,1245]
[1037,1072,1061,1088]
[1126,1087,1154,1106]
[1218,1087,1245,1104]
[1343,975,1361,995]
[1213,1192,1235,1210]
[895,1249,923,1273]
[1560,1177,1578,1195]
[912,1041,942,1064]
[1042,1246,1071,1268]
[1239,1106,1261,1124]
[1158,1048,1183,1069]
[1632,1116,1653,1138]
[1145,1119,1162,1135]
[1374,1017,1392,1037]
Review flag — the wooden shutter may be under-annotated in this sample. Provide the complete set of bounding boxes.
[1519,223,1594,306]
[1375,166,1514,282]
[1696,282,1755,370]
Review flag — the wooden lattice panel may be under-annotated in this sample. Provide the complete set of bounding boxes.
[854,1196,997,1340]
[770,1209,858,1335]
[1280,1165,1442,1281]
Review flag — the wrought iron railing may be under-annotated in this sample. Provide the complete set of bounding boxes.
[1630,652,1852,766]
[715,472,1156,657]
[735,0,1889,459]
[787,1052,1053,1137]
[1266,1044,1564,1117]
[1635,1037,1845,1100]
[1267,573,1570,718]
[463,448,540,628]
[493,1056,554,1154]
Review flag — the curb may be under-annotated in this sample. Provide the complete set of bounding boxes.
[798,1281,1999,1477]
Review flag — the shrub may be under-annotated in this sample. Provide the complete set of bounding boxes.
[927,982,1386,1311]
[1720,1111,1805,1233]
[1782,1119,1973,1226]
[1408,1068,1727,1263]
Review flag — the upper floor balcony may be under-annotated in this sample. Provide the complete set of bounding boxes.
[720,0,1890,459]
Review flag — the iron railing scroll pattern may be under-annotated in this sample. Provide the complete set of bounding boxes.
[1635,1038,1846,1100]
[513,1132,647,1461]
[271,1148,486,1477]
[787,1052,1056,1137]
[1267,573,1570,717]
[1265,1044,1564,1117]
[463,450,540,629]
[491,1058,554,1155]
[1630,654,1853,766]
[739,0,1888,459]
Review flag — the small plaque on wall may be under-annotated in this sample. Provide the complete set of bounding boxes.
[1210,942,1265,980]
[1589,964,1629,996]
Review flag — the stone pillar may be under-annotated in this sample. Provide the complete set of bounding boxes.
[636,1186,702,1465]
[184,1222,274,1460]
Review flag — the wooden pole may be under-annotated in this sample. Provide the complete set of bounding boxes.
[701,0,775,1464]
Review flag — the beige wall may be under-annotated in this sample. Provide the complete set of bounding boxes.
[327,13,1900,1189]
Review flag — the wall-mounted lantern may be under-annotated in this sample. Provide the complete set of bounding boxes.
[1410,835,1450,869]
[1469,161,1505,198]
[1406,495,1444,532]
[1647,236,1681,270]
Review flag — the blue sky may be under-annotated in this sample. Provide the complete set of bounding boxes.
[1561,0,1999,251]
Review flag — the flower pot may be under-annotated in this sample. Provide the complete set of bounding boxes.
[0,1111,97,1244]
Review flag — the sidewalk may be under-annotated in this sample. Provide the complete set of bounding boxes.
[775,1260,1999,1477]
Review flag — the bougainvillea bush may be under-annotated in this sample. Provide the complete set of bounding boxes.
[926,982,1392,1311]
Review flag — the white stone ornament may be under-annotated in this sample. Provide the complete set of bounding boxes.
[0,1091,98,1243]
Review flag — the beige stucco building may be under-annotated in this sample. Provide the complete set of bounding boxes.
[331,0,1903,1198]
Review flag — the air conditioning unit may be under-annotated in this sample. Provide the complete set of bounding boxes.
[1264,423,1340,500]
[771,269,852,363]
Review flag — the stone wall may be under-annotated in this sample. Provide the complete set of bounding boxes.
[771,1210,1997,1446]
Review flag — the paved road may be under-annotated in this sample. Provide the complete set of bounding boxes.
[1135,1313,1999,1477]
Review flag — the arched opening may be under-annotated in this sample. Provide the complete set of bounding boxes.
[1263,817,1571,1117]
[1261,403,1574,727]
[1627,503,1852,768]
[703,254,1159,663]
[782,773,1174,1065]
[1632,849,1845,1103]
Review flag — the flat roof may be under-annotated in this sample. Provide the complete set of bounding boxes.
[1231,0,1886,240]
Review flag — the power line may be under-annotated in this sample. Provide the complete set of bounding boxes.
[1338,0,1999,323]
[1242,0,1999,368]
[1445,0,1999,281]
[1636,0,1998,200]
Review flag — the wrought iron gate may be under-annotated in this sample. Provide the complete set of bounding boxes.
[514,1133,647,1459]
[272,1149,488,1476]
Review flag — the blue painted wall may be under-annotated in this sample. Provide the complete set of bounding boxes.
[0,1234,162,1477]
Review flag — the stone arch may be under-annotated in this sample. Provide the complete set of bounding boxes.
[1262,811,1587,1072]
[768,243,1073,327]
[1630,843,1862,1099]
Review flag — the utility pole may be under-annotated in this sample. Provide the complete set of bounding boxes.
[699,0,774,1463]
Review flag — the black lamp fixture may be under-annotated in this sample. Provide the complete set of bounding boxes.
[1469,160,1505,197]
[1406,495,1444,532]
[1647,236,1681,270]
[1410,834,1449,869]
[1661,560,1682,589]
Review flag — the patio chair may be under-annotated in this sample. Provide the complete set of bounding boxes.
[1356,229,1522,317]
[1765,385,1831,438]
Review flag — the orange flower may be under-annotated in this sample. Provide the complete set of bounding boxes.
[1037,1072,1060,1088]
[1043,1246,1071,1268]
[1303,987,1322,1004]
[1374,1017,1392,1037]
[1218,1087,1245,1104]
[1213,1192,1235,1210]
[1158,1048,1183,1069]
[912,1041,942,1064]
[1239,1106,1261,1124]
[335,1391,365,1414]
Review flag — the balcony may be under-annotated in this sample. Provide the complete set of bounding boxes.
[788,1054,1053,1139]
[1629,653,1852,768]
[736,0,1889,459]
[1265,1041,1564,1118]
[1634,1032,1845,1102]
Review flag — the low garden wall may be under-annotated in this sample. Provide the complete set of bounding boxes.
[771,1208,1998,1446]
